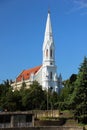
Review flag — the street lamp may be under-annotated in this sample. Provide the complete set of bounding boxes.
[47,87,48,110]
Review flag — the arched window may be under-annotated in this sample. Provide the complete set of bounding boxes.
[50,49,52,58]
[46,49,48,57]
[50,72,52,79]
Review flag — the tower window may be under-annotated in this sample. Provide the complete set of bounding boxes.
[50,49,52,58]
[50,72,52,79]
[46,49,48,57]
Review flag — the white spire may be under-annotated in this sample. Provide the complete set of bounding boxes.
[43,11,53,50]
[45,11,52,38]
[42,11,58,93]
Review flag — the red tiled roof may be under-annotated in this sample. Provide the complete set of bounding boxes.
[16,65,42,82]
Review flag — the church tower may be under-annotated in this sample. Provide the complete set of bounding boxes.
[42,11,58,92]
[11,11,62,93]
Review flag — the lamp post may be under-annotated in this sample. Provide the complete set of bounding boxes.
[46,75,49,110]
[47,87,48,110]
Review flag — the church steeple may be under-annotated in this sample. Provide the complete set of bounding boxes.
[43,11,55,66]
[43,11,53,50]
[42,11,58,92]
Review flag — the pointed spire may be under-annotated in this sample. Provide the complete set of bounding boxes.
[45,11,52,38]
[43,11,53,47]
[48,9,50,14]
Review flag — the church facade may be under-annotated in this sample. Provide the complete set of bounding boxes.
[11,12,62,93]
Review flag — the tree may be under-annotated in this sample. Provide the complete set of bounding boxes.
[0,79,11,97]
[0,88,22,111]
[0,80,12,111]
[0,80,23,111]
[52,91,59,109]
[72,57,87,123]
[21,81,46,110]
[58,74,77,110]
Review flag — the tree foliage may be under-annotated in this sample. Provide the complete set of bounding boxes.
[21,81,46,110]
[58,74,77,110]
[59,57,87,124]
[0,80,59,111]
[1,57,87,124]
[72,57,87,123]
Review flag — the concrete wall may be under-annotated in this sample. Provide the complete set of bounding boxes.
[34,120,65,126]
[0,112,34,128]
[0,126,83,130]
[34,110,59,119]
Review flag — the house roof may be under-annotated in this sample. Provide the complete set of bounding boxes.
[16,65,42,82]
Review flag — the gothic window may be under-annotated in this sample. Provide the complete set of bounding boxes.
[50,72,52,79]
[50,49,52,58]
[46,49,48,57]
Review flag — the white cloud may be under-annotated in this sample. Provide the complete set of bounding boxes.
[74,0,87,7]
[67,0,87,14]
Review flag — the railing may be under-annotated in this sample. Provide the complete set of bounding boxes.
[0,122,32,128]
[14,122,32,127]
[0,123,11,128]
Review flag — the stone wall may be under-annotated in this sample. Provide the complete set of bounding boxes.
[34,120,65,126]
[34,110,59,119]
[0,126,83,130]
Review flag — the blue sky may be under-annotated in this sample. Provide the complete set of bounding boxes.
[0,0,87,82]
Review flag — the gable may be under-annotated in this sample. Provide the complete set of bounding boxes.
[16,65,42,82]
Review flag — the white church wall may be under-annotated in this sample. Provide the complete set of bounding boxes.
[34,67,42,86]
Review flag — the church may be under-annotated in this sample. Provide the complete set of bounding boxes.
[11,11,62,93]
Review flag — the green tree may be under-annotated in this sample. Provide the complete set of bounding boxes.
[71,57,87,123]
[52,91,59,109]
[0,80,12,111]
[58,74,77,110]
[0,79,11,97]
[0,89,22,111]
[21,81,46,110]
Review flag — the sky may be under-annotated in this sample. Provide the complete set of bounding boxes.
[0,0,87,83]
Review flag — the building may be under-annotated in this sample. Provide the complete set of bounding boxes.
[11,11,62,93]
